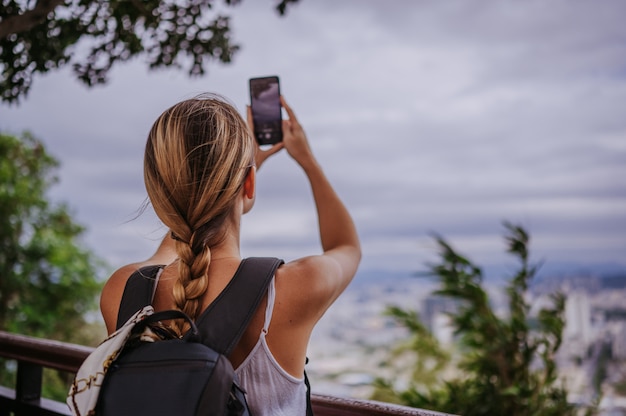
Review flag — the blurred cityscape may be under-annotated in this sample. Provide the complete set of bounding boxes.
[307,266,626,415]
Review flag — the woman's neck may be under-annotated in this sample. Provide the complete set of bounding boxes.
[206,227,242,260]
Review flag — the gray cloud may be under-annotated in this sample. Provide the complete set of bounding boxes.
[1,1,625,277]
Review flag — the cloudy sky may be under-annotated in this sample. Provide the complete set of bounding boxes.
[2,0,625,280]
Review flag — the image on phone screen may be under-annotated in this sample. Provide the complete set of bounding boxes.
[249,76,282,145]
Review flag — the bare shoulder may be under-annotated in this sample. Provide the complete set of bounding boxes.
[100,263,141,334]
[277,255,342,285]
[100,235,177,334]
[274,255,355,324]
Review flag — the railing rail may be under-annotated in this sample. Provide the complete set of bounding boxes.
[0,331,452,416]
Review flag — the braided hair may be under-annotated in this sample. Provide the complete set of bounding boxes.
[143,94,255,332]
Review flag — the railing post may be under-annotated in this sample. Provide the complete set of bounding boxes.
[16,361,43,405]
[0,388,10,416]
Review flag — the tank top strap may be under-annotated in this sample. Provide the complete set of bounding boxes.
[262,277,276,333]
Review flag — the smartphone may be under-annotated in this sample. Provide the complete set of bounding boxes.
[249,76,282,146]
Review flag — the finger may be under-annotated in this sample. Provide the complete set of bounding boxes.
[280,96,300,128]
[282,119,292,134]
[265,142,284,156]
[255,142,284,170]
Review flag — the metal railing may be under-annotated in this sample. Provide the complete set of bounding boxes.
[0,331,452,416]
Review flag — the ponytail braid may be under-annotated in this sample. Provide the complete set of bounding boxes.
[143,94,255,334]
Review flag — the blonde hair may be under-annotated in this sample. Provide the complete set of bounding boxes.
[144,94,254,328]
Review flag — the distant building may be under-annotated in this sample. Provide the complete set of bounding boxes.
[610,322,626,360]
[431,312,455,346]
[422,296,458,345]
[563,291,592,353]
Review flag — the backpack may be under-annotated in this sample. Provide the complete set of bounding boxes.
[68,257,284,416]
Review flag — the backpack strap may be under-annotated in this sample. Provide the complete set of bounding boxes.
[194,257,283,355]
[115,257,283,356]
[116,264,164,329]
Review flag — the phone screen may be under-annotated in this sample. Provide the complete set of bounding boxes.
[249,76,282,145]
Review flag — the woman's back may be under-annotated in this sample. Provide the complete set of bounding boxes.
[100,94,361,414]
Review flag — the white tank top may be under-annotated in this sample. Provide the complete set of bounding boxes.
[234,278,308,415]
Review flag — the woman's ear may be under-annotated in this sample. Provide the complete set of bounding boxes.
[242,166,256,213]
[244,166,256,198]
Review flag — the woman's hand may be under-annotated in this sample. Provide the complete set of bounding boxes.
[280,96,316,169]
[246,105,283,170]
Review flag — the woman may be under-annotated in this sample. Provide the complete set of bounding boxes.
[100,94,361,415]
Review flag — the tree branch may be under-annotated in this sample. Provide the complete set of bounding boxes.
[0,0,66,39]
